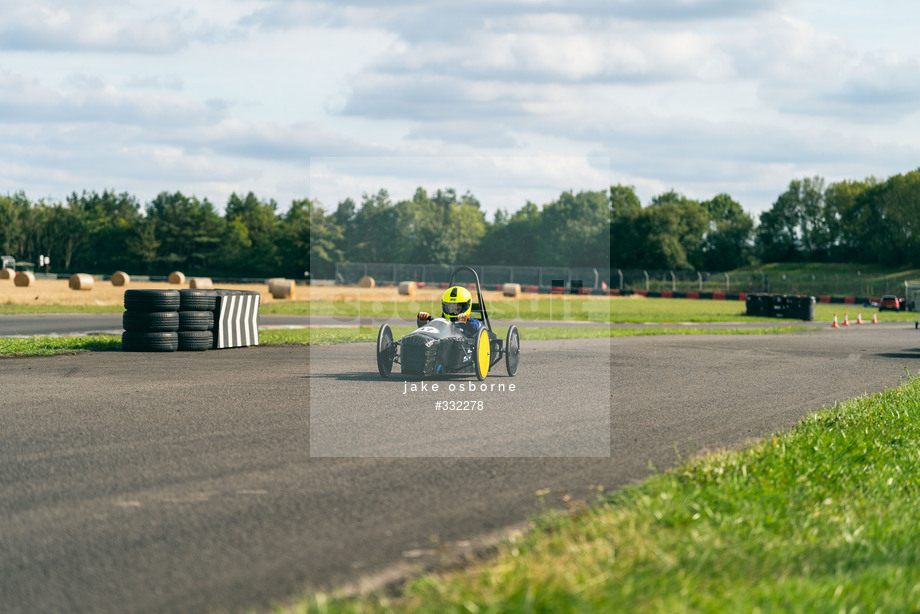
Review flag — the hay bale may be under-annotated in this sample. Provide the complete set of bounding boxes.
[69,273,94,290]
[268,278,295,299]
[0,268,13,280]
[398,281,418,296]
[111,271,130,286]
[188,277,213,289]
[358,275,375,288]
[503,283,521,297]
[168,271,186,284]
[13,271,35,287]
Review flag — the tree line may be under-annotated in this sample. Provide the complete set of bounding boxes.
[1,168,918,278]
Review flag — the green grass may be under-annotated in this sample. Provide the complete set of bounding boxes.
[268,295,920,323]
[1,326,812,357]
[0,303,125,314]
[5,292,918,324]
[0,334,122,356]
[261,325,811,346]
[273,297,755,323]
[292,376,920,614]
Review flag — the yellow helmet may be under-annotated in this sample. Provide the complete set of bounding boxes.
[441,286,472,321]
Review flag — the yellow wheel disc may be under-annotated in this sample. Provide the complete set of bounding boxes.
[477,329,490,379]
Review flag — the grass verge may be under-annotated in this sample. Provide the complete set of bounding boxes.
[0,326,811,356]
[263,325,812,346]
[292,375,920,613]
[0,334,122,357]
[0,304,125,314]
[5,295,916,323]
[267,297,920,323]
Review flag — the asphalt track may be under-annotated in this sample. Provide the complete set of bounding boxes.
[2,323,920,613]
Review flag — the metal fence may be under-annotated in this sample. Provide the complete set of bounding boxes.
[334,262,920,297]
[614,269,920,296]
[335,262,611,289]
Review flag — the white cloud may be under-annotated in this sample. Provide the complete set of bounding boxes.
[0,4,190,53]
[0,0,919,216]
[0,67,224,126]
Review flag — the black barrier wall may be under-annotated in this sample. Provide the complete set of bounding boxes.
[746,294,816,321]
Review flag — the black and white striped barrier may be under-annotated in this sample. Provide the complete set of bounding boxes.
[214,290,260,349]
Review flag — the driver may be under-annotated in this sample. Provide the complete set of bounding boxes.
[417,286,484,336]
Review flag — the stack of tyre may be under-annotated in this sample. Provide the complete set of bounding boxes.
[176,289,216,351]
[122,289,216,352]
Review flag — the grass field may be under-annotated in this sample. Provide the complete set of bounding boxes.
[292,376,920,614]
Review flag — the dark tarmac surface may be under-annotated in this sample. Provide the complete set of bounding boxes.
[2,324,919,612]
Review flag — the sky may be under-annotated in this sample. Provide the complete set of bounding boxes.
[1,0,920,219]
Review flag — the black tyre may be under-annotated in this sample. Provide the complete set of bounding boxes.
[178,310,214,331]
[179,289,218,311]
[474,328,490,381]
[123,311,180,332]
[178,330,213,351]
[124,289,180,312]
[122,331,179,352]
[376,323,395,378]
[505,325,520,377]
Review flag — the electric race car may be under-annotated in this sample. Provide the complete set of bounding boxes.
[375,266,520,380]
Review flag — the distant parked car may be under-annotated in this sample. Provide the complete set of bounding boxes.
[879,295,901,311]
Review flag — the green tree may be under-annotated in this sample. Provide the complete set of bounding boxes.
[346,190,405,263]
[308,200,343,278]
[224,192,280,276]
[146,192,224,274]
[609,184,641,218]
[756,185,803,262]
[609,185,643,268]
[0,192,31,258]
[275,198,313,279]
[642,190,708,269]
[66,190,143,272]
[826,178,875,259]
[540,190,609,267]
[756,177,832,262]
[400,188,486,264]
[700,193,753,270]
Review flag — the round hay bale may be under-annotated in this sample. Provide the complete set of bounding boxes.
[69,273,94,290]
[268,278,295,299]
[188,277,213,289]
[358,275,376,288]
[398,281,418,296]
[111,271,130,286]
[0,268,13,280]
[168,271,186,284]
[13,271,35,287]
[503,283,521,297]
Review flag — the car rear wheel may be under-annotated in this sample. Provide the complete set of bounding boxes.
[376,323,395,378]
[505,325,520,377]
[474,328,490,381]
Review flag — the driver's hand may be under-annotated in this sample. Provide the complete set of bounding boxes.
[457,313,470,323]
[417,312,430,326]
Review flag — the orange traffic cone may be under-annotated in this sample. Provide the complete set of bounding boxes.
[872,312,878,324]
[832,313,840,328]
[843,313,850,326]
[856,312,864,324]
